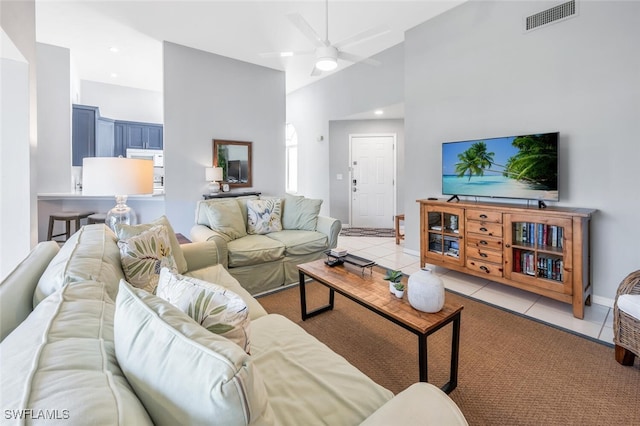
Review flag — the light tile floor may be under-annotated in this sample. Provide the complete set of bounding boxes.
[337,235,614,345]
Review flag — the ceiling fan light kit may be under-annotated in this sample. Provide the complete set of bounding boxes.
[262,0,388,76]
[315,45,338,71]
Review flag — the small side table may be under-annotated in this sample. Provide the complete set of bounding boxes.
[175,233,191,244]
[395,214,405,245]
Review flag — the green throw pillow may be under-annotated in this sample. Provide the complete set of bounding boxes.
[204,199,247,240]
[282,194,323,231]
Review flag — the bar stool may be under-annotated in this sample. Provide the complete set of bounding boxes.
[87,213,107,225]
[47,211,94,242]
[395,214,405,245]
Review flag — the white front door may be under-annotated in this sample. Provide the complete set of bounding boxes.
[349,134,396,228]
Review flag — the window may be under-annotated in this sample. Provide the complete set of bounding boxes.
[285,123,298,193]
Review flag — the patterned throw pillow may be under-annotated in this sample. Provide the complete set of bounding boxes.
[156,268,251,353]
[247,199,282,235]
[114,215,188,274]
[118,225,177,293]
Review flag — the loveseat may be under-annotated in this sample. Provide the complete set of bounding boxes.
[0,221,468,425]
[190,194,341,295]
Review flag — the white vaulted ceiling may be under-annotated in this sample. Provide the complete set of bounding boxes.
[35,0,464,94]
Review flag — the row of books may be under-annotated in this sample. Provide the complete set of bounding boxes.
[514,250,563,281]
[513,223,564,249]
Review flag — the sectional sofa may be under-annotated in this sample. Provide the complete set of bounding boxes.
[0,222,467,425]
[190,194,341,295]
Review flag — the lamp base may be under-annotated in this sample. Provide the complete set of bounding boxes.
[106,195,137,231]
[208,181,220,194]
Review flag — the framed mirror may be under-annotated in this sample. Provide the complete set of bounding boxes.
[213,139,253,188]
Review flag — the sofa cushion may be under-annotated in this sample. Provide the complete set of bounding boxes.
[618,294,640,319]
[265,230,329,256]
[156,268,251,353]
[282,194,322,231]
[118,224,178,293]
[250,314,393,424]
[247,199,282,235]
[185,264,268,320]
[114,281,274,426]
[204,199,248,240]
[115,215,188,274]
[34,224,125,307]
[0,280,152,425]
[227,235,285,268]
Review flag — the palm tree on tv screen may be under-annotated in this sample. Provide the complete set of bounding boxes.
[455,141,495,181]
[504,134,557,189]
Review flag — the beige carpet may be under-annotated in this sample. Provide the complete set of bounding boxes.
[257,282,640,425]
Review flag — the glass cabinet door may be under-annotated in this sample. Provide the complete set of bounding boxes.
[504,214,572,293]
[425,206,463,265]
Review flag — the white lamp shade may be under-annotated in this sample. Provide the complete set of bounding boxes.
[205,167,223,182]
[82,158,154,196]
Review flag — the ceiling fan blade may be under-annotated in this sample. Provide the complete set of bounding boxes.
[333,26,390,49]
[311,65,323,77]
[337,51,381,67]
[259,50,315,58]
[287,13,328,48]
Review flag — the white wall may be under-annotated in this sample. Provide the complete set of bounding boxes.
[328,119,405,225]
[287,44,405,215]
[163,42,286,236]
[0,1,37,279]
[0,33,30,279]
[36,43,72,193]
[80,80,162,123]
[404,0,640,304]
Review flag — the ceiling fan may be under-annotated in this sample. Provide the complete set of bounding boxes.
[260,0,390,76]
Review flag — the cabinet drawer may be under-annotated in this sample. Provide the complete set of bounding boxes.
[466,258,503,278]
[466,210,502,223]
[466,234,503,251]
[466,221,503,237]
[466,247,503,264]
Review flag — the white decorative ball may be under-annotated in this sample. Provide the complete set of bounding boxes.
[407,268,445,313]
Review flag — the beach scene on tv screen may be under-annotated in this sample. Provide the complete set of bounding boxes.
[442,133,558,201]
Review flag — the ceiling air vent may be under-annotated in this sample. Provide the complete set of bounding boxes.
[525,0,577,32]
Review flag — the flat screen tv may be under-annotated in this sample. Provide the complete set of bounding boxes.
[442,132,559,201]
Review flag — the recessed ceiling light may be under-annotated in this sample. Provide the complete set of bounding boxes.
[109,46,119,53]
[110,73,118,78]
[374,110,384,115]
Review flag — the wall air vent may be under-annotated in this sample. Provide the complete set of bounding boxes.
[525,0,577,32]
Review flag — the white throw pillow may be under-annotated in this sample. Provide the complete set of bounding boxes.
[118,224,177,293]
[247,199,282,235]
[156,267,251,353]
[114,281,274,426]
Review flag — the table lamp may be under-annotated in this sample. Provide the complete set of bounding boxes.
[82,157,154,230]
[205,166,223,194]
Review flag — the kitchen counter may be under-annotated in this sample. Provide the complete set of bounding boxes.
[37,192,166,242]
[38,191,165,200]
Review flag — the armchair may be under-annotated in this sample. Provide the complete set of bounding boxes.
[613,270,640,365]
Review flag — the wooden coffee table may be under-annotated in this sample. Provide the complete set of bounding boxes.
[298,259,463,394]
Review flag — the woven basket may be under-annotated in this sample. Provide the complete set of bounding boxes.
[613,270,640,361]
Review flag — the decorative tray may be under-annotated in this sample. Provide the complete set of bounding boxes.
[324,250,376,268]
